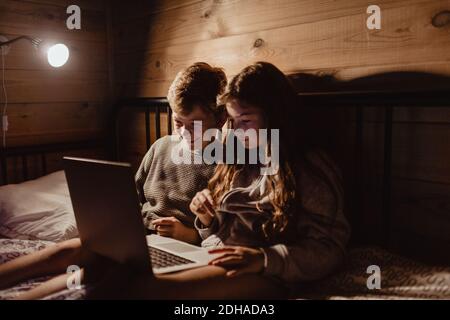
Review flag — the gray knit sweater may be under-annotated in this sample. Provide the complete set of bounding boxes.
[135,135,215,230]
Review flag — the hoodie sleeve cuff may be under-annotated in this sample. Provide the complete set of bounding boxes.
[194,216,217,240]
[261,244,288,277]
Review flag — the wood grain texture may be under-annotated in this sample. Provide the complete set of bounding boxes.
[392,178,450,239]
[112,0,450,97]
[3,69,108,103]
[362,121,450,185]
[112,0,447,52]
[5,102,106,146]
[0,0,110,149]
[20,0,107,11]
[0,0,107,42]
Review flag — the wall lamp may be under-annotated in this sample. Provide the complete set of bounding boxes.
[0,35,70,68]
[0,35,70,147]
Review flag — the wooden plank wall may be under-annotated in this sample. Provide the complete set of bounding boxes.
[0,0,111,181]
[112,0,450,96]
[110,0,450,258]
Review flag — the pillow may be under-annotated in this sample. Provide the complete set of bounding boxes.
[0,170,78,242]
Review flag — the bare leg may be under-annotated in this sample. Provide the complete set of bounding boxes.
[14,254,118,300]
[158,266,287,299]
[14,271,80,300]
[13,256,287,299]
[88,265,288,300]
[0,238,85,289]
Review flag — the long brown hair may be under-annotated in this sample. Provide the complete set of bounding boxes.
[208,62,302,240]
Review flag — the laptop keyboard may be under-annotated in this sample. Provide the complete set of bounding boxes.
[149,246,195,269]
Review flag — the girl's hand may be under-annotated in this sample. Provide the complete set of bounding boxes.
[152,217,200,244]
[208,246,265,277]
[189,189,216,227]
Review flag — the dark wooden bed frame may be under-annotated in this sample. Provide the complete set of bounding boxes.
[1,88,449,250]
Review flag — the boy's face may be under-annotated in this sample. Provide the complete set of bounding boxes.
[172,104,219,149]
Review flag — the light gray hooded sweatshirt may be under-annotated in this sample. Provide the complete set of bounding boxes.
[194,149,351,284]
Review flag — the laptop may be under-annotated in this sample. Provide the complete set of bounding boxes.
[63,156,217,274]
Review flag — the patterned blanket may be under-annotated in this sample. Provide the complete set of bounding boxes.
[1,239,449,300]
[0,239,86,300]
[296,246,450,299]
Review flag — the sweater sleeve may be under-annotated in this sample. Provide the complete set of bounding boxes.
[262,150,351,282]
[135,145,164,229]
[135,145,155,206]
[261,218,349,282]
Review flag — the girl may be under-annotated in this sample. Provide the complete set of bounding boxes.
[191,62,351,285]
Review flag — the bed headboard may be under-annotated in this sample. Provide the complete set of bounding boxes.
[0,138,107,186]
[110,97,172,162]
[304,90,449,236]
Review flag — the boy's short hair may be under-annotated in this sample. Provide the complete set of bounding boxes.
[167,62,227,116]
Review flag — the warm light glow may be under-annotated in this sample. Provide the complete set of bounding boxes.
[47,44,69,67]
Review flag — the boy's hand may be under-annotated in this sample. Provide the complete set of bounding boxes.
[152,217,200,244]
[189,189,216,227]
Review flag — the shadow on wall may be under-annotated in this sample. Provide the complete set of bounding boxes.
[290,71,450,93]
[110,0,155,99]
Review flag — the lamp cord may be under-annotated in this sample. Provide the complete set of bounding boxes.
[1,46,7,148]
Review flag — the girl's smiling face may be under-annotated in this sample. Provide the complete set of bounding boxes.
[226,98,266,148]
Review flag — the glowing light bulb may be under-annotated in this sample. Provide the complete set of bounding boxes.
[47,44,69,68]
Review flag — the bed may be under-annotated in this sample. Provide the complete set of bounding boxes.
[1,239,449,300]
[1,83,449,300]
